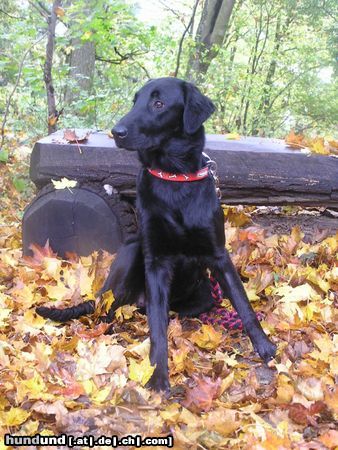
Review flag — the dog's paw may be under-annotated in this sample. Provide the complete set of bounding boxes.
[254,338,277,364]
[146,371,170,395]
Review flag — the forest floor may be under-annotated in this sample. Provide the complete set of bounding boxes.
[0,138,337,450]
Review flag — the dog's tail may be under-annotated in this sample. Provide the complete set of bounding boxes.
[36,236,144,323]
[36,300,95,322]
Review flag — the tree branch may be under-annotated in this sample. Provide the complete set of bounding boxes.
[174,0,200,77]
[0,8,25,20]
[44,0,62,134]
[1,33,47,148]
[96,47,147,65]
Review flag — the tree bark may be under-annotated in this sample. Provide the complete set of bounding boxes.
[44,0,61,134]
[65,39,95,103]
[64,0,96,105]
[186,0,236,82]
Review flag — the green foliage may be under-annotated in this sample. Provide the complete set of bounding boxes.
[12,176,28,192]
[0,0,336,145]
[0,149,9,163]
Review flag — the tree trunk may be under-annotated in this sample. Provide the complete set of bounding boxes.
[186,0,236,82]
[65,39,95,104]
[44,0,61,134]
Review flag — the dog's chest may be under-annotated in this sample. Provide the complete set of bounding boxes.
[138,178,218,255]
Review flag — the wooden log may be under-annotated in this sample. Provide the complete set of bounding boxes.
[22,185,136,257]
[30,131,338,207]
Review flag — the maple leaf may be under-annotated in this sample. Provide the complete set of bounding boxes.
[171,344,190,374]
[203,407,240,436]
[160,402,181,424]
[190,324,223,350]
[63,128,90,143]
[128,356,156,386]
[76,341,126,380]
[285,129,306,149]
[25,241,58,266]
[115,304,138,322]
[308,136,329,155]
[182,375,222,412]
[0,407,30,426]
[51,177,77,190]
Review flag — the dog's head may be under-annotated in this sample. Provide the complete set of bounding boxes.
[111,77,215,151]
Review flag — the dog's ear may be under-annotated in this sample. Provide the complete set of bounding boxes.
[183,82,215,135]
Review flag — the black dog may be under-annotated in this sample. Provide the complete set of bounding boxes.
[37,77,276,392]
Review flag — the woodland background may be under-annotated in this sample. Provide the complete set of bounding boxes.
[0,1,337,450]
[0,0,337,147]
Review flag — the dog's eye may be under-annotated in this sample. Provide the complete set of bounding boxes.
[153,100,164,109]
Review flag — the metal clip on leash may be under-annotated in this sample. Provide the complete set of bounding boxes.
[202,152,222,199]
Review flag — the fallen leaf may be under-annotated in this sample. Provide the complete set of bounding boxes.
[128,356,155,386]
[190,324,223,350]
[183,376,222,412]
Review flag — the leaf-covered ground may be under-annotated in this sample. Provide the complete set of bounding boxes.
[0,152,337,450]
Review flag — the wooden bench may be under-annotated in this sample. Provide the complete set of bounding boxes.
[23,130,338,257]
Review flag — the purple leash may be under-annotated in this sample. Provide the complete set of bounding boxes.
[199,276,264,330]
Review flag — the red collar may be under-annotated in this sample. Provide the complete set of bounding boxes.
[147,166,209,182]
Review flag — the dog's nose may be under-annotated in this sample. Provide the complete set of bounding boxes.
[111,125,128,139]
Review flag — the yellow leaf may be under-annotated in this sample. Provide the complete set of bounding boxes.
[52,177,77,190]
[76,342,126,380]
[160,402,181,423]
[16,372,49,403]
[128,338,151,359]
[276,374,294,403]
[220,371,234,394]
[115,304,138,322]
[0,407,30,426]
[101,289,115,315]
[82,31,92,40]
[190,324,223,350]
[128,356,155,386]
[91,386,111,404]
[55,6,65,17]
[303,266,330,293]
[45,282,72,301]
[41,257,62,280]
[309,335,333,363]
[309,137,329,155]
[179,407,199,426]
[224,132,240,140]
[203,408,239,436]
[78,265,94,298]
[244,286,260,302]
[0,308,11,326]
[171,344,190,373]
[215,351,239,367]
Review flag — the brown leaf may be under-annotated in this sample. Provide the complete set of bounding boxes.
[63,129,90,143]
[55,6,65,17]
[288,403,310,425]
[182,375,222,412]
[285,129,306,149]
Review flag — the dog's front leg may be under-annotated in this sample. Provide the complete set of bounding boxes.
[211,251,276,363]
[144,259,171,393]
